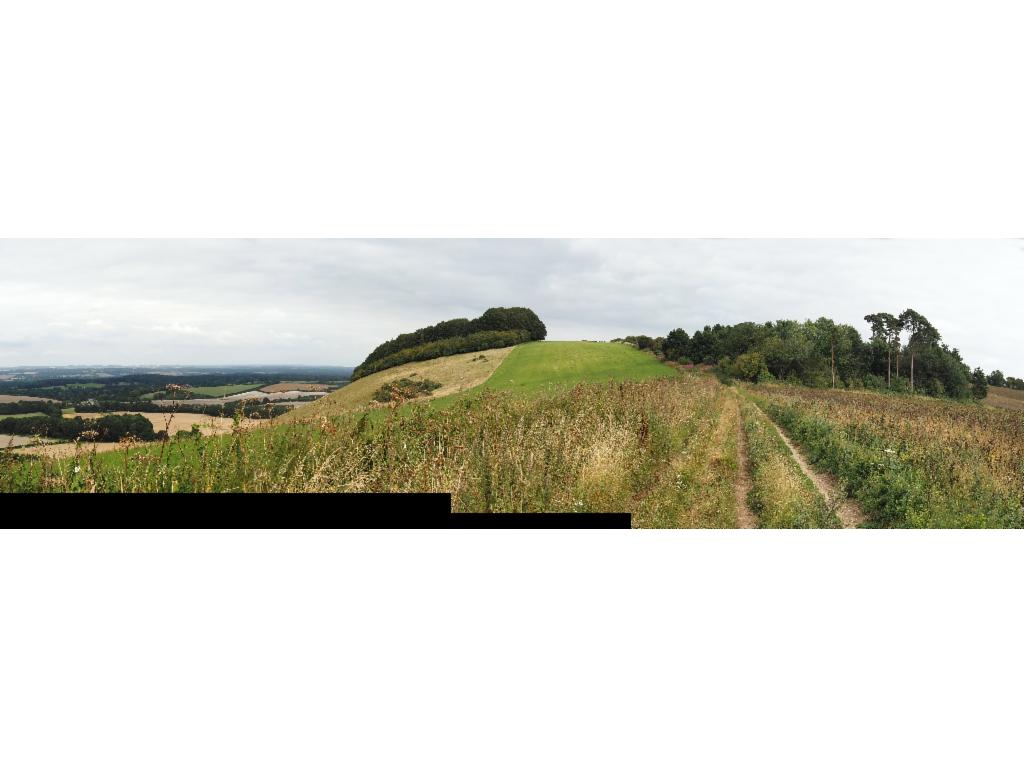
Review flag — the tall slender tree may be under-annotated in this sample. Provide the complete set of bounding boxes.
[899,309,940,394]
[891,315,905,383]
[865,312,898,387]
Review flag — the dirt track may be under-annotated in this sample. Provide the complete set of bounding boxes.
[753,404,866,529]
[732,401,757,529]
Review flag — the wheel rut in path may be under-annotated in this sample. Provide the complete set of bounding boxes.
[753,404,866,529]
[731,398,757,529]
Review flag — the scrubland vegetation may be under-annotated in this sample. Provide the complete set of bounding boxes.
[746,385,1024,528]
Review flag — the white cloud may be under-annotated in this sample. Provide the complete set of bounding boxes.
[0,239,1021,374]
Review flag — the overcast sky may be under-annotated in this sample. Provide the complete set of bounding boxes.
[2,239,1021,374]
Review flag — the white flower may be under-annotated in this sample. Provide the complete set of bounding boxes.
[73,465,81,474]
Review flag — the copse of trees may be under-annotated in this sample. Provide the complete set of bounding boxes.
[0,401,62,417]
[354,329,531,379]
[974,370,1023,392]
[987,370,1006,387]
[653,309,977,400]
[353,307,547,379]
[0,413,158,442]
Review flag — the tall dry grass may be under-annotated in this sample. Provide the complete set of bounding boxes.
[3,376,731,520]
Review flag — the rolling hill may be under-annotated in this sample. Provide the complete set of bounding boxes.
[284,346,517,421]
[288,341,679,420]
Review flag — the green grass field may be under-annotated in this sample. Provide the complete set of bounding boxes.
[1,412,47,419]
[484,341,678,392]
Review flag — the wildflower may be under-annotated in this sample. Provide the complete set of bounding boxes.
[73,465,81,474]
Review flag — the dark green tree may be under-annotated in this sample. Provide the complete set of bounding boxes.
[899,309,940,394]
[663,328,692,361]
[987,370,1007,387]
[971,368,990,400]
[865,312,899,387]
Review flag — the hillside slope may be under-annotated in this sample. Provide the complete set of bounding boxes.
[285,346,517,421]
[986,386,1024,412]
[289,341,678,421]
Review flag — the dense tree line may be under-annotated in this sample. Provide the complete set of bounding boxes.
[985,370,1024,390]
[354,328,532,379]
[99,401,291,419]
[355,307,546,378]
[0,414,158,442]
[0,401,63,417]
[634,309,990,400]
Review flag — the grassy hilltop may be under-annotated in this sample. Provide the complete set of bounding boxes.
[483,341,675,392]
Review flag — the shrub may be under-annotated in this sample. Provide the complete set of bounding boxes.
[730,352,770,383]
[372,378,443,403]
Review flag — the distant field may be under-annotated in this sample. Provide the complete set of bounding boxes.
[152,390,327,407]
[189,383,267,397]
[68,412,259,437]
[261,382,329,394]
[986,386,1024,412]
[0,395,58,404]
[1,434,57,449]
[1,412,47,419]
[484,341,679,393]
[15,441,124,459]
